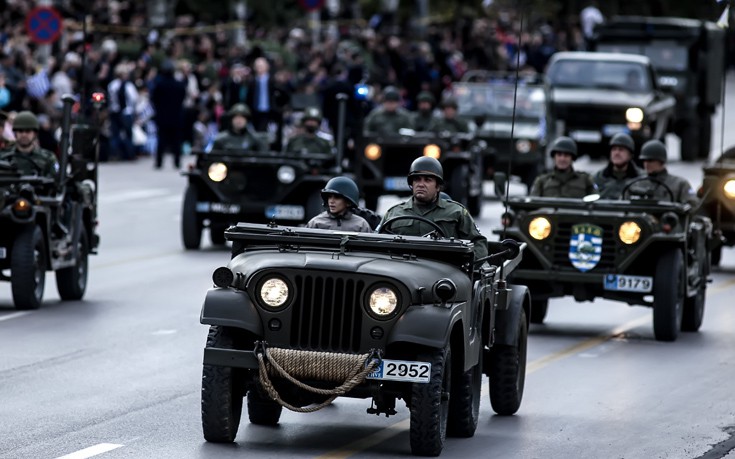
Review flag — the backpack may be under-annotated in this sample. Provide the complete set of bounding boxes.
[352,207,382,230]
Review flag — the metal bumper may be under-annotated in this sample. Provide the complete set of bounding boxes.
[203,348,260,369]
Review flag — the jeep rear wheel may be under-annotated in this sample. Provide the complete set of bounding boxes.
[653,249,684,342]
[56,226,89,300]
[210,224,227,246]
[711,246,722,267]
[529,298,548,324]
[182,186,202,250]
[11,225,46,310]
[448,164,470,208]
[447,355,481,438]
[698,115,712,160]
[489,308,527,415]
[247,387,283,426]
[201,326,244,442]
[410,346,451,457]
[679,124,699,162]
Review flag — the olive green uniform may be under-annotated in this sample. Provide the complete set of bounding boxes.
[593,162,646,199]
[0,146,59,179]
[410,112,436,132]
[427,117,471,134]
[363,108,413,136]
[624,169,699,207]
[530,168,597,198]
[211,129,267,152]
[285,134,332,154]
[381,197,488,260]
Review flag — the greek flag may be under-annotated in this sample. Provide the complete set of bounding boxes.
[568,224,603,272]
[26,68,51,99]
[717,5,730,28]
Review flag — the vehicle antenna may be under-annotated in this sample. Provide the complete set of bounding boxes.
[716,0,731,166]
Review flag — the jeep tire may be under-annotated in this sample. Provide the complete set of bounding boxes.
[410,346,451,457]
[182,186,202,250]
[201,326,244,442]
[56,226,89,300]
[489,308,527,415]
[11,225,47,310]
[529,298,548,324]
[447,355,481,438]
[210,224,227,246]
[247,387,282,426]
[679,123,699,162]
[448,164,470,208]
[653,249,684,341]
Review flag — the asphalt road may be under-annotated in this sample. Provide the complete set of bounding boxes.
[2,76,735,459]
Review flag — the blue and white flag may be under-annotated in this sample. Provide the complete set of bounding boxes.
[568,224,603,272]
[717,5,730,29]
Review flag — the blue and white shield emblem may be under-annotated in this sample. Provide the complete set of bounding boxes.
[568,224,602,272]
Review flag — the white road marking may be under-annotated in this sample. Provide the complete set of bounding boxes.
[0,312,30,322]
[151,329,177,335]
[54,443,123,459]
[101,189,171,204]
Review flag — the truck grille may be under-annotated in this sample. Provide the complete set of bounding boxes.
[556,105,625,129]
[218,166,278,201]
[552,222,616,271]
[382,146,425,177]
[291,274,366,353]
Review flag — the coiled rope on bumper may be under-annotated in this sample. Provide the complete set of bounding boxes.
[255,343,379,413]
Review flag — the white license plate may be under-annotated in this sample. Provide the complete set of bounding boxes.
[195,202,241,214]
[367,359,431,383]
[265,205,304,220]
[570,130,602,143]
[602,125,628,137]
[603,274,653,293]
[384,177,410,191]
[0,247,5,259]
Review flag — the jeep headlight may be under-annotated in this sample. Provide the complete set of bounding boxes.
[365,143,381,160]
[11,197,32,218]
[259,278,289,308]
[207,162,228,182]
[625,108,644,123]
[618,221,641,245]
[368,287,398,317]
[723,179,735,199]
[515,139,532,153]
[423,144,441,159]
[277,165,296,184]
[528,217,551,240]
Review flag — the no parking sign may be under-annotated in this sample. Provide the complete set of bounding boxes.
[25,6,64,45]
[298,0,325,12]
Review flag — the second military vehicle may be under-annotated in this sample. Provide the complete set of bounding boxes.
[699,146,735,266]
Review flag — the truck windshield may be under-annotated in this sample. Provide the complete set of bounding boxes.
[548,60,652,92]
[453,83,545,118]
[597,42,689,72]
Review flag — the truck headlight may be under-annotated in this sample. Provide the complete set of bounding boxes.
[207,162,228,182]
[259,277,290,308]
[368,287,398,317]
[365,143,381,160]
[515,139,532,153]
[528,217,551,240]
[277,165,296,184]
[625,108,644,123]
[618,221,641,245]
[724,179,735,199]
[11,198,32,218]
[423,144,441,159]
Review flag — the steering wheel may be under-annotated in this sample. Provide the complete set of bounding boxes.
[621,176,675,202]
[378,215,446,238]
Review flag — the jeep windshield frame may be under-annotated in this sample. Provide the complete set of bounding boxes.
[506,196,691,215]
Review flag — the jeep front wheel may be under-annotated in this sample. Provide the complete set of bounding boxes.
[11,225,47,310]
[410,346,451,457]
[56,227,89,300]
[182,186,202,250]
[247,387,283,426]
[447,354,481,438]
[201,326,244,442]
[653,249,684,341]
[489,308,527,415]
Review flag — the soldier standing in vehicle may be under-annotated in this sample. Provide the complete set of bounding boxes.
[284,107,333,154]
[211,104,268,152]
[624,139,699,207]
[363,86,412,136]
[306,177,372,232]
[530,136,596,197]
[380,157,488,260]
[593,133,645,198]
[0,111,58,179]
[410,91,437,132]
[428,97,471,134]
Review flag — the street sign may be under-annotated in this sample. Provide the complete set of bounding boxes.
[298,0,325,12]
[25,6,64,45]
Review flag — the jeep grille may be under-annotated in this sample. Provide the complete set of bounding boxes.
[381,146,424,177]
[552,222,616,271]
[217,166,278,201]
[556,105,625,129]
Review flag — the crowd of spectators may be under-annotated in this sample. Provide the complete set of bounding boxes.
[0,1,589,166]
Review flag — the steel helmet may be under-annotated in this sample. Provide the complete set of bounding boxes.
[321,176,360,208]
[383,86,401,102]
[302,106,322,123]
[639,139,667,163]
[609,133,635,153]
[440,97,459,109]
[227,103,251,118]
[13,111,39,131]
[407,156,444,186]
[549,136,578,159]
[417,91,435,105]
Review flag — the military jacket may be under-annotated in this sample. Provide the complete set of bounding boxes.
[285,134,332,154]
[624,168,699,207]
[363,107,413,136]
[428,117,471,134]
[306,210,372,232]
[530,168,597,198]
[381,197,488,260]
[211,129,267,152]
[0,146,59,179]
[410,112,436,132]
[593,162,646,199]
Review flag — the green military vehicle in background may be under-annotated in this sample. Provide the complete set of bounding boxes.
[593,16,726,161]
[698,146,735,266]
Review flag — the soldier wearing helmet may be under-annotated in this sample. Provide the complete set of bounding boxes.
[427,97,471,134]
[363,86,412,136]
[530,136,596,197]
[593,133,645,198]
[211,104,267,152]
[380,156,488,259]
[285,107,333,154]
[623,139,698,206]
[410,91,437,132]
[0,111,58,179]
[306,176,372,232]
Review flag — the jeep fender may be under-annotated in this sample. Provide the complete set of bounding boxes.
[388,304,460,351]
[494,284,530,347]
[200,288,263,335]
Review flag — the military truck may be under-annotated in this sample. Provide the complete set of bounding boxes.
[592,16,726,161]
[497,191,711,342]
[452,70,547,190]
[199,222,529,456]
[0,95,100,309]
[356,131,484,215]
[698,146,735,266]
[545,51,676,160]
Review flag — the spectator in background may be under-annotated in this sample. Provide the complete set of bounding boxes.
[107,62,138,161]
[246,57,289,134]
[0,72,11,111]
[580,1,604,50]
[151,59,186,169]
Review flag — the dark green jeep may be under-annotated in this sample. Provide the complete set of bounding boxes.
[698,146,735,266]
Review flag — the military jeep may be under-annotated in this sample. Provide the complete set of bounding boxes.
[181,149,338,249]
[356,131,484,215]
[199,222,529,456]
[497,192,711,342]
[0,96,100,309]
[698,146,735,266]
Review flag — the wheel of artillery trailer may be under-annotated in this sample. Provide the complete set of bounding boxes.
[56,226,89,300]
[410,346,451,457]
[11,225,47,310]
[182,186,202,250]
[489,308,528,416]
[653,249,684,342]
[209,224,228,246]
[447,353,481,438]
